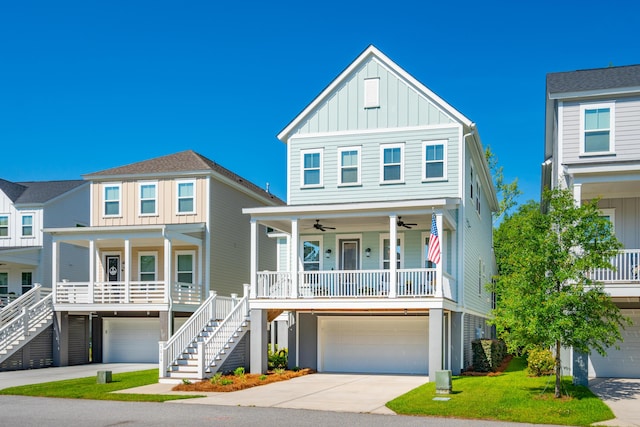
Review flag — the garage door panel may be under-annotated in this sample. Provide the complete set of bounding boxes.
[319,316,428,374]
[103,318,160,363]
[589,309,640,378]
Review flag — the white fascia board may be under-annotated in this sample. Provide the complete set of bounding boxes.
[548,86,640,100]
[45,223,205,237]
[277,45,472,142]
[54,303,170,312]
[249,298,451,311]
[466,128,499,212]
[565,163,640,177]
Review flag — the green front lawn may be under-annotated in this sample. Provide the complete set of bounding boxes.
[0,369,200,402]
[387,357,614,426]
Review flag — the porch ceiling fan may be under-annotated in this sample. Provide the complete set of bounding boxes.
[397,216,417,229]
[313,219,335,232]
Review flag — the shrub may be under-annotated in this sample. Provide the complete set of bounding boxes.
[233,366,246,381]
[210,373,222,385]
[259,374,267,381]
[527,347,555,376]
[471,339,507,372]
[220,378,234,386]
[182,378,192,385]
[268,345,288,370]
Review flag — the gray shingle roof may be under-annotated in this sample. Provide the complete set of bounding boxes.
[547,64,640,95]
[0,179,85,204]
[85,150,284,205]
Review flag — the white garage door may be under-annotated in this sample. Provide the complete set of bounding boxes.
[319,316,428,374]
[103,318,160,363]
[589,309,640,378]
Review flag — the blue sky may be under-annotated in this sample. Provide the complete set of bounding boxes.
[1,1,638,205]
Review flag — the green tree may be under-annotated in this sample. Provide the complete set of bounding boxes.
[485,146,522,223]
[491,189,630,398]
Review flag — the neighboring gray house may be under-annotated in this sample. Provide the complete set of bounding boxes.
[244,45,499,376]
[543,64,640,378]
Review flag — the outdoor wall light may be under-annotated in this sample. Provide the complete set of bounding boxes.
[365,248,371,257]
[325,249,332,258]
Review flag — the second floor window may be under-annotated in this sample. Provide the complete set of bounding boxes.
[423,141,445,180]
[303,240,321,271]
[0,216,8,237]
[21,215,33,237]
[582,103,614,154]
[104,184,121,216]
[302,150,322,187]
[177,181,195,214]
[339,147,360,185]
[381,144,404,183]
[139,183,157,215]
[382,236,403,269]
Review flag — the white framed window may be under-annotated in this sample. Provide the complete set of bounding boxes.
[301,149,323,188]
[380,143,404,183]
[138,252,157,282]
[599,208,616,233]
[21,215,33,237]
[474,178,481,215]
[176,180,195,214]
[139,182,157,216]
[21,271,33,294]
[422,140,446,181]
[302,237,322,271]
[0,272,8,294]
[338,146,361,186]
[364,77,380,109]
[580,102,615,155]
[421,232,437,269]
[0,215,8,238]
[380,234,404,269]
[176,251,195,284]
[103,183,121,217]
[478,258,486,295]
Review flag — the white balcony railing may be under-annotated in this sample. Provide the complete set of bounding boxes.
[256,268,447,299]
[591,249,640,283]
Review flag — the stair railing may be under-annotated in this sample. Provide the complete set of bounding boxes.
[0,284,51,328]
[0,293,53,361]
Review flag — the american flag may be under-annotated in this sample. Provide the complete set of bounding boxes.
[427,213,441,265]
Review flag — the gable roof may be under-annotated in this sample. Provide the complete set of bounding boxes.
[547,64,640,97]
[0,179,85,205]
[85,150,284,205]
[278,45,473,142]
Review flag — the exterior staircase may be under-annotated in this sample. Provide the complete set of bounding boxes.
[159,285,250,383]
[0,285,54,364]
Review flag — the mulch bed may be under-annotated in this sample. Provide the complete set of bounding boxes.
[172,368,314,392]
[460,354,513,376]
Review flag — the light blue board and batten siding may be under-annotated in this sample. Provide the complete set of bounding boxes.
[289,127,460,205]
[292,58,454,136]
[560,96,640,164]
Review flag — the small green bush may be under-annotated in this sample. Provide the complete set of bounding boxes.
[527,347,555,376]
[181,378,192,385]
[220,378,234,386]
[471,339,507,372]
[268,345,288,370]
[233,366,246,381]
[210,373,222,385]
[259,374,267,381]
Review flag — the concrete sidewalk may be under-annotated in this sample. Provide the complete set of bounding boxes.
[589,378,640,427]
[121,373,429,415]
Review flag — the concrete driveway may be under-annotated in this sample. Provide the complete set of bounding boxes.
[127,373,429,414]
[589,378,640,427]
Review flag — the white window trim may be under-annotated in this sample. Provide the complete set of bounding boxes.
[138,181,158,217]
[600,208,616,233]
[579,102,615,156]
[364,77,380,109]
[20,213,34,238]
[300,149,324,188]
[337,146,362,187]
[422,140,447,182]
[102,251,122,282]
[0,271,8,294]
[0,214,9,239]
[421,231,438,269]
[379,233,404,269]
[478,258,485,296]
[379,143,405,184]
[175,250,196,284]
[138,251,158,282]
[301,235,323,271]
[103,183,122,217]
[176,179,196,215]
[21,271,33,294]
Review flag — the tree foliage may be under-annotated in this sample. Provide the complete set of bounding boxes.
[485,146,522,223]
[491,188,630,397]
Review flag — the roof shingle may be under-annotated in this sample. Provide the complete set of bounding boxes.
[547,64,640,95]
[0,179,85,204]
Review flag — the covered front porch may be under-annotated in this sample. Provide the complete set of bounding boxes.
[45,223,207,312]
[244,198,459,307]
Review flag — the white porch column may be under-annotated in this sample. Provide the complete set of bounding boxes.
[429,308,444,378]
[290,218,299,298]
[250,219,258,299]
[51,239,58,302]
[389,215,397,298]
[88,239,95,303]
[164,237,172,304]
[435,213,444,298]
[124,239,131,303]
[197,241,203,300]
[573,182,582,206]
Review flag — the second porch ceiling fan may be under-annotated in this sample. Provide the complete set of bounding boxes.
[397,216,417,229]
[313,219,336,232]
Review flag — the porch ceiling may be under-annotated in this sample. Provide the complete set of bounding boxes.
[581,180,640,200]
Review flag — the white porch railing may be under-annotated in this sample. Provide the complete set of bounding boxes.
[0,293,53,362]
[54,280,203,305]
[257,268,445,298]
[591,249,640,283]
[1,285,51,327]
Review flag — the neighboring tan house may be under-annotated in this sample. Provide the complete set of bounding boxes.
[0,179,88,371]
[244,45,499,376]
[543,64,640,379]
[44,150,283,366]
